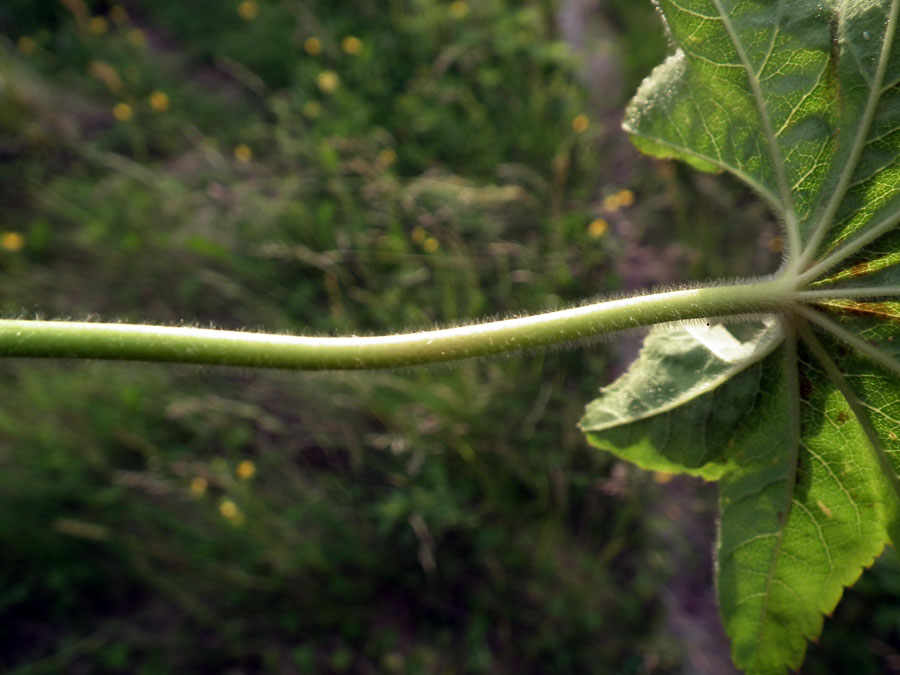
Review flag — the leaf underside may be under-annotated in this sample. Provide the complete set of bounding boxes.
[580,1,900,673]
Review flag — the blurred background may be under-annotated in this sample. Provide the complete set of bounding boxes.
[0,1,898,673]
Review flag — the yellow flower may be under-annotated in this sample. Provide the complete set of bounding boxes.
[410,226,426,244]
[316,70,340,94]
[603,189,636,212]
[616,189,635,208]
[88,61,123,94]
[587,218,608,238]
[234,144,253,163]
[378,148,397,167]
[236,460,256,480]
[109,6,129,24]
[17,36,36,55]
[219,499,245,525]
[190,476,208,496]
[112,102,133,122]
[88,16,109,35]
[342,36,363,55]
[304,37,321,56]
[237,0,259,21]
[572,114,589,133]
[302,101,321,119]
[219,499,238,517]
[449,1,469,19]
[127,29,146,48]
[1,232,25,252]
[149,90,170,112]
[653,472,674,484]
[423,237,439,253]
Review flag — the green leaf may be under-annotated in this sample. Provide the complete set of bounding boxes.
[581,320,782,480]
[583,1,900,673]
[582,322,900,673]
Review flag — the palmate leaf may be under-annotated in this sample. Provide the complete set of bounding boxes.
[579,1,900,673]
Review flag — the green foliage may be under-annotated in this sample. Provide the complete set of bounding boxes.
[582,1,900,673]
[3,0,900,673]
[0,1,682,673]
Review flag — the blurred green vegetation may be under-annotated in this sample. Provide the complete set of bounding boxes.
[0,1,896,673]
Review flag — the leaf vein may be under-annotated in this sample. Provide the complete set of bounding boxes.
[711,0,800,257]
[751,330,802,657]
[798,305,900,378]
[627,130,781,208]
[791,498,835,576]
[667,0,721,22]
[798,0,900,269]
[801,442,863,538]
[775,59,832,138]
[755,0,785,79]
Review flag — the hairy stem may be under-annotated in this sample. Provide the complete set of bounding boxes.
[0,279,793,370]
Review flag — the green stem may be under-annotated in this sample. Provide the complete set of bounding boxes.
[0,278,792,370]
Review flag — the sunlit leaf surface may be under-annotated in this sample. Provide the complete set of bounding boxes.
[581,1,900,673]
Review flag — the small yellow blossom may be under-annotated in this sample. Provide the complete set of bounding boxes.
[654,472,674,484]
[149,90,170,112]
[603,189,635,212]
[1,232,25,252]
[302,101,321,119]
[572,114,589,133]
[411,226,426,244]
[88,16,109,35]
[423,237,439,253]
[342,36,363,55]
[378,148,397,167]
[234,144,253,163]
[127,29,146,48]
[237,0,259,21]
[316,70,340,94]
[616,189,635,207]
[109,6,129,24]
[88,61,123,94]
[236,460,256,480]
[190,476,208,496]
[587,218,608,238]
[219,499,245,525]
[304,37,322,56]
[112,102,133,122]
[17,36,36,55]
[449,1,469,19]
